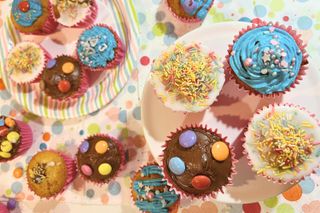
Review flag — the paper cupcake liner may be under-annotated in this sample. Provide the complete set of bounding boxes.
[0,203,9,213]
[165,0,214,23]
[130,162,180,213]
[77,134,125,185]
[76,24,126,72]
[225,21,308,97]
[243,103,320,184]
[161,124,237,199]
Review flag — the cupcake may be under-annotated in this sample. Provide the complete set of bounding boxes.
[166,0,214,23]
[27,150,76,198]
[76,24,125,72]
[11,0,58,34]
[51,0,97,28]
[6,42,51,85]
[76,134,125,184]
[226,22,308,96]
[244,104,320,183]
[151,42,225,112]
[162,125,235,198]
[40,55,89,100]
[0,116,33,162]
[131,163,180,213]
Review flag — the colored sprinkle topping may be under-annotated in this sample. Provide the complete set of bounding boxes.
[31,163,47,184]
[152,43,218,105]
[53,0,90,12]
[253,111,314,173]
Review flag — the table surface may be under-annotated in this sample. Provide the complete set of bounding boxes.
[1,0,320,212]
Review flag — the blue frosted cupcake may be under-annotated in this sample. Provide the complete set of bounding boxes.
[226,22,308,96]
[131,163,180,213]
[76,24,125,72]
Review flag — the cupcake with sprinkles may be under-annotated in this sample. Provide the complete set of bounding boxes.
[11,0,58,34]
[76,24,125,72]
[166,0,214,23]
[0,116,33,162]
[151,42,224,112]
[244,104,320,183]
[131,163,180,213]
[162,125,236,198]
[6,42,50,85]
[226,22,308,96]
[76,134,125,184]
[51,0,97,28]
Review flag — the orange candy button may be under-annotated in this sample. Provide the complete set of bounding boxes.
[13,168,23,178]
[5,117,15,127]
[95,140,109,154]
[211,141,229,161]
[62,62,75,74]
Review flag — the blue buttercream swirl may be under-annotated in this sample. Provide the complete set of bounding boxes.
[77,26,118,68]
[180,0,213,20]
[132,165,179,213]
[229,25,303,94]
[12,0,43,27]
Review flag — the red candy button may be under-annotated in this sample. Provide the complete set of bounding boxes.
[19,1,30,12]
[191,175,211,190]
[58,80,71,93]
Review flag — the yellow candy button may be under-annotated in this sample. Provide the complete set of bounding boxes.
[211,141,230,161]
[62,62,75,74]
[7,131,20,143]
[1,141,13,153]
[0,151,11,159]
[98,163,112,176]
[5,117,15,127]
[95,140,109,154]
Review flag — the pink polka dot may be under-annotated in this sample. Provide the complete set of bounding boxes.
[126,101,133,109]
[140,56,150,66]
[105,107,120,121]
[243,203,261,213]
[283,16,289,22]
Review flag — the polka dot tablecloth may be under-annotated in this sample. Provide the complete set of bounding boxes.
[1,0,320,212]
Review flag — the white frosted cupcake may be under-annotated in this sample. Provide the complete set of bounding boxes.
[244,104,320,183]
[150,42,225,112]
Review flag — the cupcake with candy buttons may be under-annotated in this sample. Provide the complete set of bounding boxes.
[166,0,214,23]
[76,134,125,184]
[244,104,320,184]
[11,0,58,34]
[0,116,33,162]
[225,22,308,96]
[162,125,236,198]
[76,24,125,72]
[131,163,180,213]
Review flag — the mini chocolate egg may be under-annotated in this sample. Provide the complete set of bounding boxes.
[81,164,93,176]
[4,117,15,128]
[62,62,75,74]
[80,141,89,153]
[95,140,109,154]
[211,141,229,161]
[98,163,112,176]
[1,141,13,153]
[7,131,20,143]
[47,59,57,69]
[191,175,211,190]
[168,157,185,175]
[0,151,11,158]
[179,130,197,148]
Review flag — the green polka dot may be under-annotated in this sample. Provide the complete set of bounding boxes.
[238,8,245,14]
[87,124,100,135]
[5,189,12,196]
[152,23,167,36]
[270,0,284,11]
[264,197,278,208]
[106,124,112,130]
[276,204,294,213]
[315,23,320,30]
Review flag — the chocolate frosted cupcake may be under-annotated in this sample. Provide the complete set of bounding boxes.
[131,163,180,213]
[162,125,235,198]
[40,55,88,100]
[76,134,125,184]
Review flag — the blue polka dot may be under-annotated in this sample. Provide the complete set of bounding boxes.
[164,34,177,46]
[165,22,175,34]
[39,143,47,150]
[138,12,146,24]
[239,17,251,23]
[51,121,63,135]
[108,181,121,195]
[11,182,22,194]
[128,85,136,93]
[0,90,12,100]
[119,110,127,123]
[254,5,267,18]
[297,16,313,30]
[1,105,12,116]
[133,107,141,120]
[299,177,315,194]
[86,189,95,198]
[147,32,155,40]
[79,130,84,135]
[1,163,10,172]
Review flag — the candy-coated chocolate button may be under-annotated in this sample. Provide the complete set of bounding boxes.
[81,164,93,176]
[168,157,185,175]
[0,152,11,159]
[1,141,12,152]
[5,117,15,128]
[191,175,211,190]
[62,62,75,74]
[95,140,109,154]
[79,141,89,153]
[0,126,9,137]
[211,141,229,161]
[47,59,56,69]
[18,1,30,12]
[98,163,112,176]
[58,80,71,93]
[179,130,197,148]
[7,131,20,143]
[0,118,4,126]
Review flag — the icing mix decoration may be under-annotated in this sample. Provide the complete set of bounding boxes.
[229,24,303,94]
[12,0,43,27]
[132,165,179,213]
[180,0,213,20]
[52,0,91,21]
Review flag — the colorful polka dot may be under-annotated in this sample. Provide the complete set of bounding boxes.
[51,121,63,135]
[42,132,51,141]
[87,123,100,135]
[86,189,95,198]
[243,203,261,213]
[39,143,47,150]
[282,184,302,201]
[152,23,167,36]
[11,182,22,194]
[254,5,267,17]
[140,56,150,66]
[133,106,141,120]
[119,110,127,123]
[299,177,315,194]
[108,181,121,195]
[276,203,294,213]
[263,196,278,208]
[297,16,313,30]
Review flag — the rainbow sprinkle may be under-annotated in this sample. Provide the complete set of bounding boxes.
[152,43,218,105]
